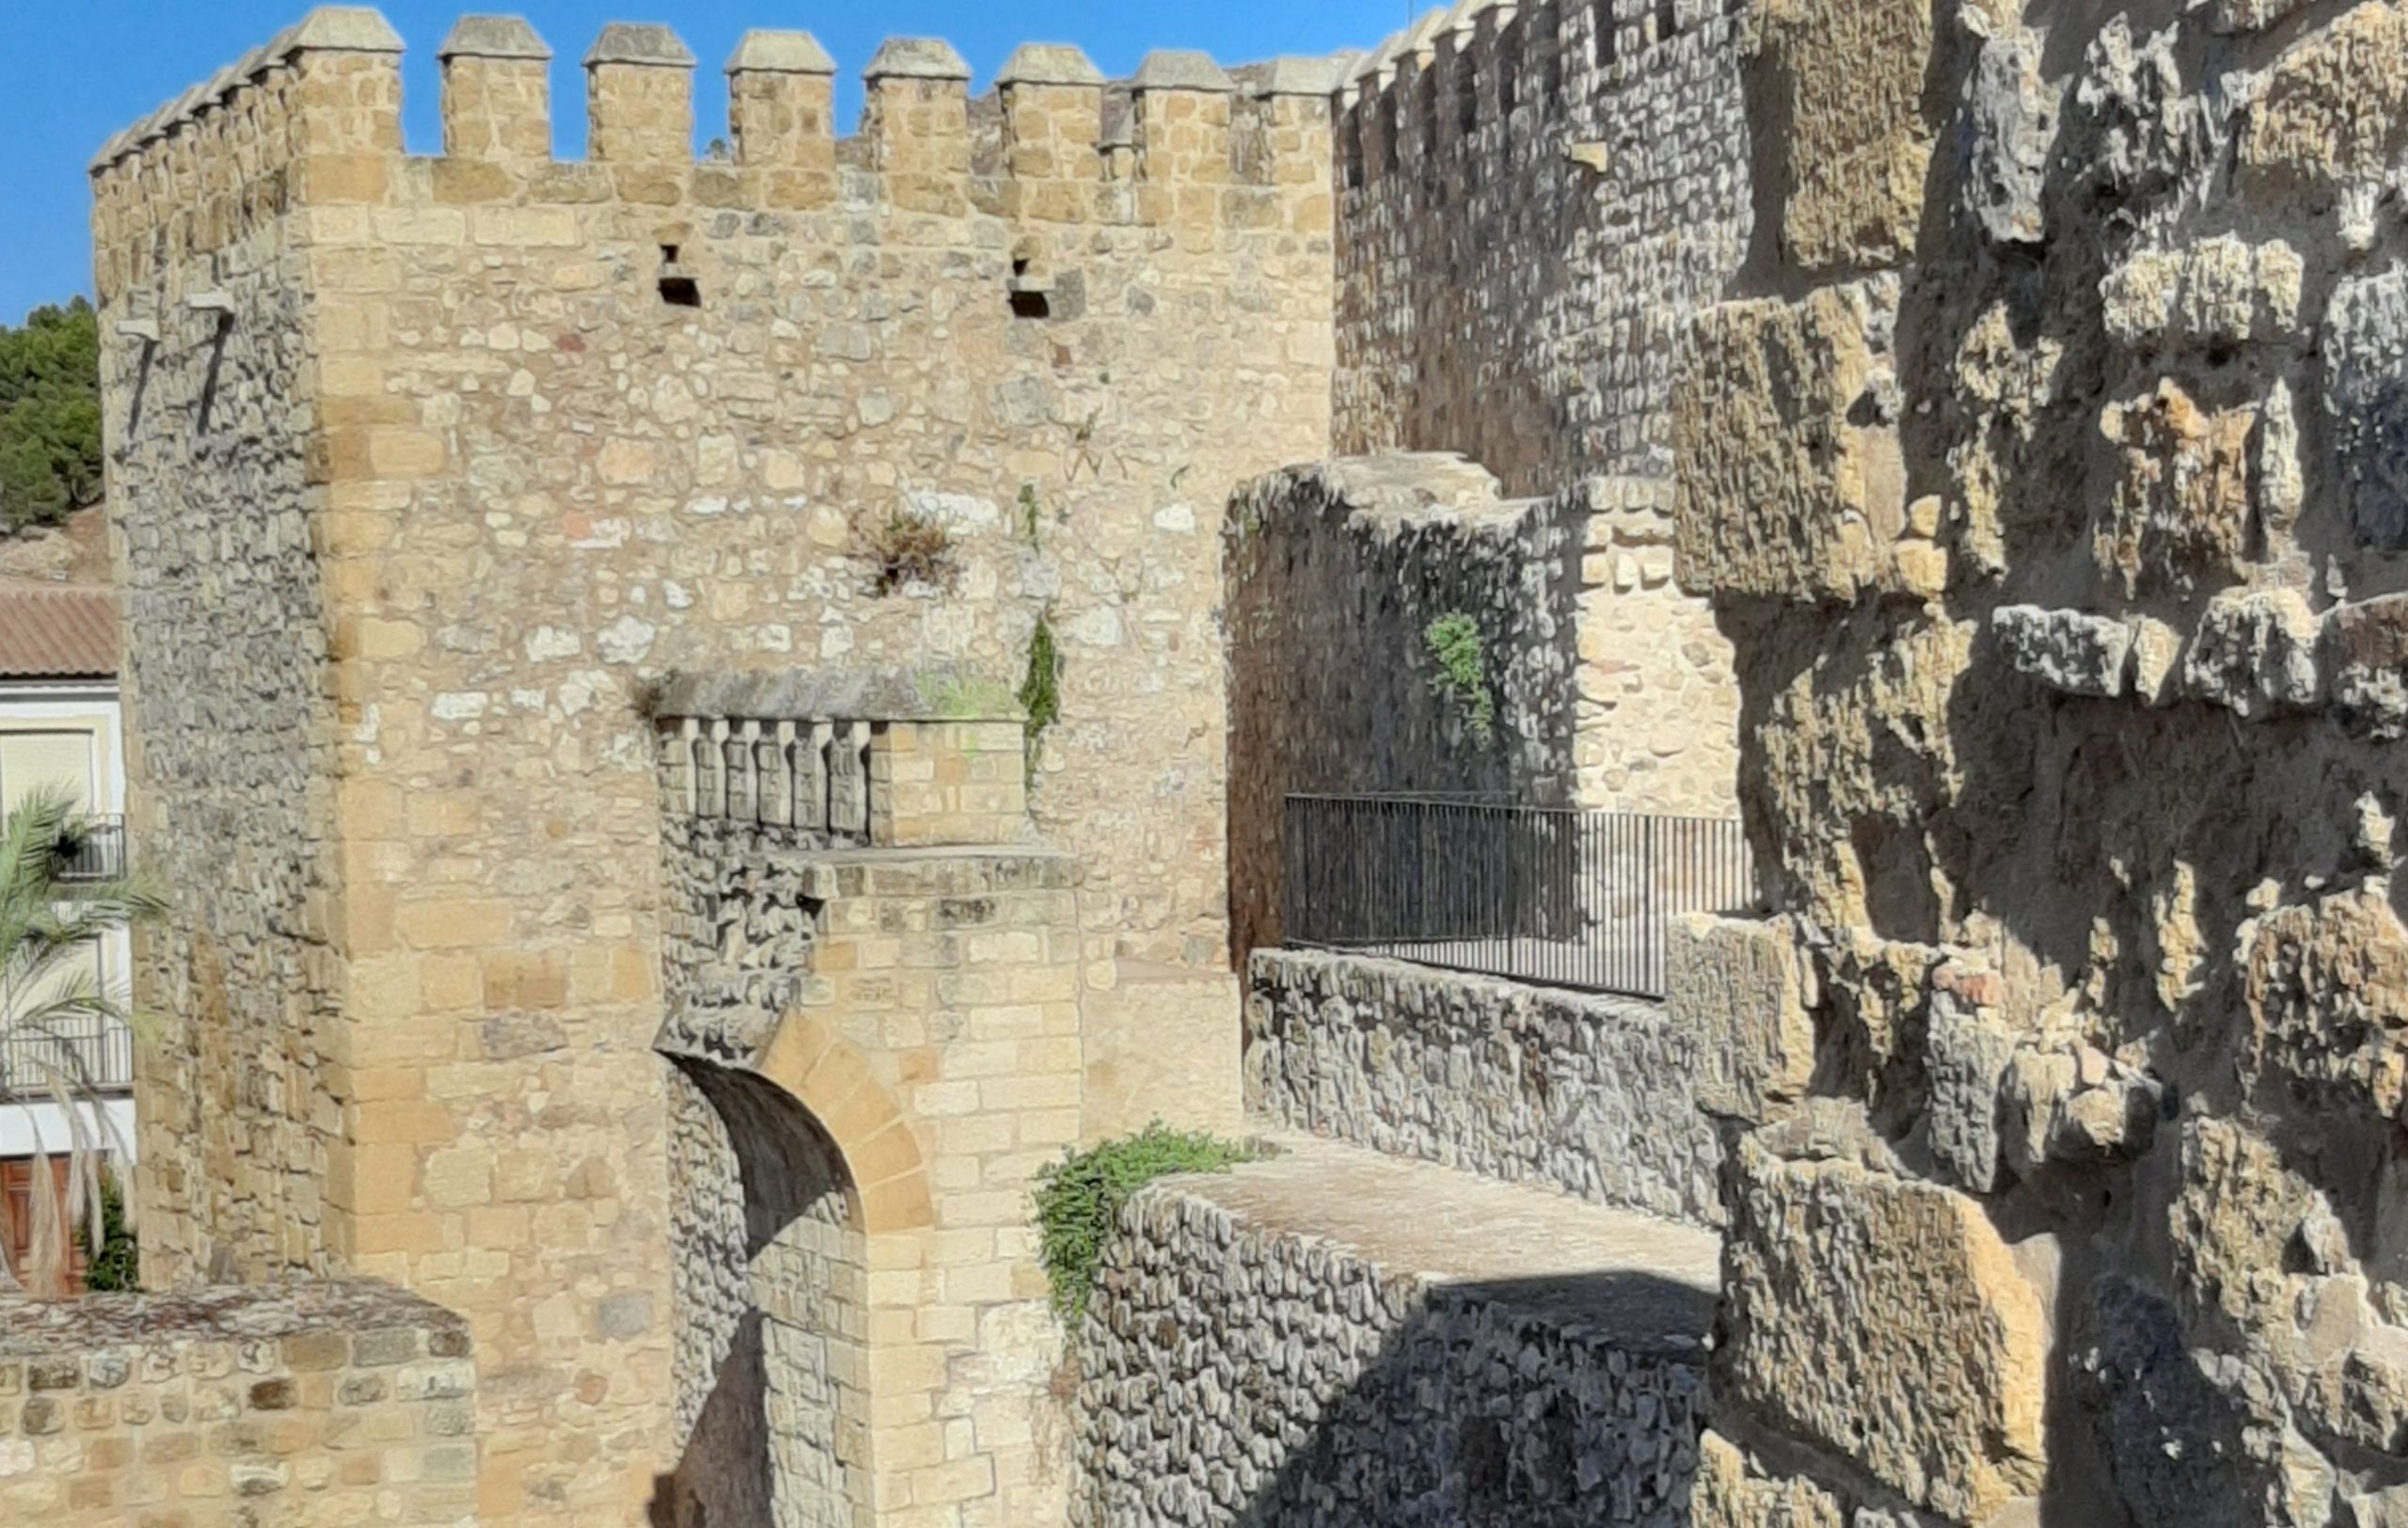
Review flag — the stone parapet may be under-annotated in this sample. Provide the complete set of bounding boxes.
[1331,0,1753,488]
[0,1281,473,1525]
[1072,1134,1717,1526]
[87,8,1339,279]
[1245,947,1723,1225]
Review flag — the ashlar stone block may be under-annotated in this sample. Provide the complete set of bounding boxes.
[2323,267,2408,550]
[1666,914,1817,1125]
[1719,1137,2049,1521]
[2240,0,2408,237]
[1757,0,1939,270]
[1674,279,1920,607]
[1690,1430,1847,1528]
[2242,882,2408,1126]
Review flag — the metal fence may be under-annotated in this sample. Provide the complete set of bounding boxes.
[1281,794,1762,998]
[0,1014,135,1095]
[53,816,126,884]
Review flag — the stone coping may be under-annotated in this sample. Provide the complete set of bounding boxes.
[1148,1132,1719,1356]
[649,663,1024,724]
[0,1279,463,1355]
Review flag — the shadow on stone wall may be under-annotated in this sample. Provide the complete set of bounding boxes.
[1078,1249,1712,1527]
[656,1058,869,1528]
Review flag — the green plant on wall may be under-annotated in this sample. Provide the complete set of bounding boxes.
[1424,612,1497,746]
[1032,1123,1260,1327]
[80,1168,137,1293]
[1017,483,1043,548]
[1018,609,1063,785]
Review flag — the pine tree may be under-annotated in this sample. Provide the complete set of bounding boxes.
[0,298,103,533]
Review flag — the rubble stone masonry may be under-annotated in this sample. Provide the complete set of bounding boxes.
[84,0,2408,1522]
[1665,0,2408,1521]
[89,9,1334,1522]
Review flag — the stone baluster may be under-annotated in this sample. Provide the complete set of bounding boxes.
[726,719,758,822]
[697,718,728,819]
[663,718,700,816]
[762,722,797,829]
[799,723,832,832]
[831,721,869,836]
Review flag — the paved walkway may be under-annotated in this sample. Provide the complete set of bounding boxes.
[1175,1130,1721,1352]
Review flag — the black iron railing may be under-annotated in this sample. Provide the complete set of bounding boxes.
[52,816,126,884]
[1282,794,1762,998]
[0,1013,134,1095]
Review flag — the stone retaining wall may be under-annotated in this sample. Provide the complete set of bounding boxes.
[1245,947,1722,1226]
[1071,1161,1709,1528]
[0,1281,473,1525]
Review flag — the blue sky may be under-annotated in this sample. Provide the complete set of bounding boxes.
[0,1,1410,322]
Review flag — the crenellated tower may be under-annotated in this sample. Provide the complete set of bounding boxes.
[90,9,1339,1525]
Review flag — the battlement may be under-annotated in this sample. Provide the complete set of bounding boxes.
[1331,0,1732,194]
[88,7,1352,299]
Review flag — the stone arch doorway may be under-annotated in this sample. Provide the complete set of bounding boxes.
[657,1053,874,1528]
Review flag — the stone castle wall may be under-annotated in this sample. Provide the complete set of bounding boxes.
[1228,0,1752,962]
[1222,432,1740,965]
[0,1281,474,1525]
[1332,0,1754,493]
[1223,456,1585,954]
[1665,1,2408,1522]
[89,11,1337,1523]
[97,37,363,1283]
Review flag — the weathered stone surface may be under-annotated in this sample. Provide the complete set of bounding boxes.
[1925,989,2018,1192]
[2302,1313,2408,1456]
[2180,587,2324,718]
[2097,381,2258,597]
[1990,605,2133,698]
[1719,1138,2048,1520]
[2171,1116,2332,1340]
[1690,1431,1846,1528]
[1674,280,1913,607]
[2210,0,2315,30]
[2101,236,2305,349]
[2067,17,2207,222]
[860,36,970,80]
[1666,915,1817,1126]
[1755,618,1972,932]
[1074,1136,1716,1527]
[2242,882,2408,1123]
[1247,948,1724,1225]
[2241,1,2408,228]
[1963,26,2055,247]
[1997,1043,2159,1177]
[2327,593,2408,739]
[2323,267,2408,549]
[1757,0,1938,269]
[2074,1279,2335,1528]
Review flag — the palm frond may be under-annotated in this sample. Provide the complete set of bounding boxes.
[0,785,158,1295]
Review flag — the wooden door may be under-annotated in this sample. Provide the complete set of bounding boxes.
[0,1156,87,1295]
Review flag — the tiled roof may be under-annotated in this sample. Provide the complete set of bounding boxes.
[0,588,119,679]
